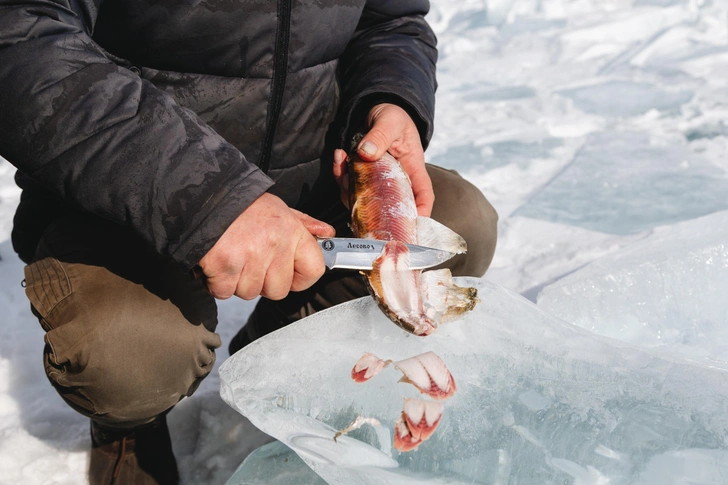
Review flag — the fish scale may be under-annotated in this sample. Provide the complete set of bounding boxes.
[350,159,416,243]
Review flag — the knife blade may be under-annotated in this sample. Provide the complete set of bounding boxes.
[318,237,456,270]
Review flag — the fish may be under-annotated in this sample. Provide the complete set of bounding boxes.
[347,150,479,336]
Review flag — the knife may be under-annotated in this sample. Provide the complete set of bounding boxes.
[318,237,456,270]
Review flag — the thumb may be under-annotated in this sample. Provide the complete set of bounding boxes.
[291,209,336,238]
[357,112,403,162]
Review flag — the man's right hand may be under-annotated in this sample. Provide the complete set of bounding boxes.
[198,193,335,301]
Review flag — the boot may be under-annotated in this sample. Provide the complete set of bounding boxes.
[89,415,180,485]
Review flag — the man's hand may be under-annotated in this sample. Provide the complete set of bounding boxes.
[198,193,335,301]
[333,103,434,217]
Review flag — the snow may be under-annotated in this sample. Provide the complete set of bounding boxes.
[1,0,728,483]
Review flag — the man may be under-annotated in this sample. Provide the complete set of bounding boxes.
[0,0,497,483]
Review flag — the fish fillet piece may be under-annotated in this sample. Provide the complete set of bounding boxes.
[347,351,454,452]
[351,352,389,383]
[350,351,456,400]
[394,352,457,400]
[348,150,478,336]
[394,399,444,452]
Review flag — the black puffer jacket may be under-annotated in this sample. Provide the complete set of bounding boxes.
[0,0,437,269]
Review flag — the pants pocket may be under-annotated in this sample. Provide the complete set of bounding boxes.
[24,256,72,330]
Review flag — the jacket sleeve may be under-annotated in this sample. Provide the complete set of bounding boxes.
[337,0,438,150]
[0,0,273,270]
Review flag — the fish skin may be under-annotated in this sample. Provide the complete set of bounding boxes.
[348,152,418,244]
[393,416,424,452]
[347,150,478,335]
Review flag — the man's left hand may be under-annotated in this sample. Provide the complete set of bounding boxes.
[333,103,434,217]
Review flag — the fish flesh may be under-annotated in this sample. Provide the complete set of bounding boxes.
[394,399,444,452]
[348,150,478,335]
[331,398,445,452]
[340,351,456,451]
[351,351,456,400]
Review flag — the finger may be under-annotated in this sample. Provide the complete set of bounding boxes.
[409,167,435,217]
[260,255,294,301]
[398,150,434,217]
[290,233,326,292]
[292,209,336,237]
[333,149,348,184]
[333,149,351,210]
[235,263,267,300]
[357,111,406,162]
[205,274,239,300]
[201,257,244,300]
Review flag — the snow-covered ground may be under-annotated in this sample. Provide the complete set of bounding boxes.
[1,0,727,483]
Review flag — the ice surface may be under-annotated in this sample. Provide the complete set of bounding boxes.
[515,131,728,234]
[429,138,562,173]
[558,81,693,117]
[220,277,728,485]
[225,440,326,485]
[537,210,728,363]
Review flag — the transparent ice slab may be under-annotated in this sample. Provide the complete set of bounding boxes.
[225,440,326,485]
[537,210,728,363]
[219,278,728,485]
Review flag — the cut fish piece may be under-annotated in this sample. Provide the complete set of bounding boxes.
[402,398,444,441]
[393,399,444,452]
[351,353,390,383]
[351,351,457,400]
[348,351,453,453]
[393,352,457,400]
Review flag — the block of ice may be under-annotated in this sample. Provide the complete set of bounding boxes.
[537,210,728,363]
[515,131,728,234]
[225,440,326,485]
[220,278,728,485]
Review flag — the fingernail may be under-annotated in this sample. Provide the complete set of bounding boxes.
[360,141,377,156]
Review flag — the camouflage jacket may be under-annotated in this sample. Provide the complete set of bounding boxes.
[0,0,437,268]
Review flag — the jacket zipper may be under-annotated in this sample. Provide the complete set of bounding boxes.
[260,0,292,174]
